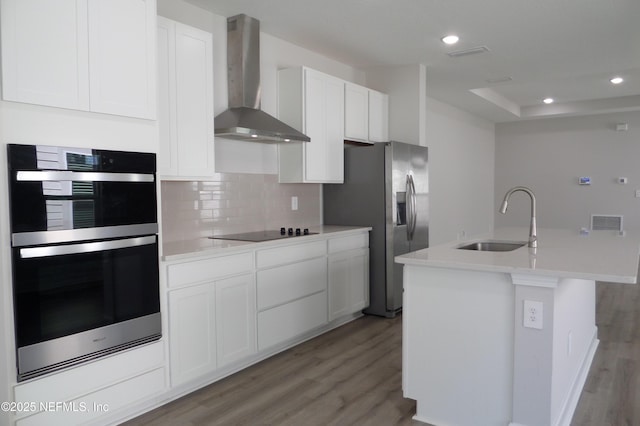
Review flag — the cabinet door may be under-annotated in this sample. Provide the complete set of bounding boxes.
[369,90,389,142]
[325,76,345,182]
[1,0,90,110]
[168,283,216,385]
[344,83,369,142]
[87,0,156,119]
[303,69,327,182]
[328,248,369,321]
[174,22,215,177]
[156,17,178,175]
[215,274,257,368]
[303,69,344,183]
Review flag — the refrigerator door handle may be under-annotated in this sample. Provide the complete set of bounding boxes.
[406,174,417,241]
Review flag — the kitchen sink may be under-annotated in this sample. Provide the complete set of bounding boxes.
[457,240,526,252]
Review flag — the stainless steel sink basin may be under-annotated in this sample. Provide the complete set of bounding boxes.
[457,241,526,252]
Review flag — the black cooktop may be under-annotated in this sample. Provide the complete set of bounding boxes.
[209,228,317,242]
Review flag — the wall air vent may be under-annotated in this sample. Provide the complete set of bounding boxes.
[447,46,490,58]
[591,214,623,231]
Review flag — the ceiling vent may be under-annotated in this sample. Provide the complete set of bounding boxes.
[485,76,513,85]
[591,214,623,231]
[447,46,490,58]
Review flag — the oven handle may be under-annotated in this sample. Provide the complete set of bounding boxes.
[16,170,154,183]
[19,235,157,259]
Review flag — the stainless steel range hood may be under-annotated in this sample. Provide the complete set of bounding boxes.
[215,14,310,143]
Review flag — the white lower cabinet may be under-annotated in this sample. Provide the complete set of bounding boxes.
[215,274,257,368]
[328,234,370,320]
[163,231,368,408]
[13,342,165,426]
[258,292,328,350]
[166,252,255,386]
[168,282,217,385]
[256,255,328,350]
[328,248,369,320]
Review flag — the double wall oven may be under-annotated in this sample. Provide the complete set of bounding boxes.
[7,144,161,381]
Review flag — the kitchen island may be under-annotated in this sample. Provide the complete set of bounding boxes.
[396,227,639,426]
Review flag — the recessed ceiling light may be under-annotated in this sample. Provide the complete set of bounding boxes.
[610,76,624,85]
[441,35,460,45]
[543,98,554,104]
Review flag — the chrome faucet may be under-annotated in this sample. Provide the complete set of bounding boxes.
[499,186,537,248]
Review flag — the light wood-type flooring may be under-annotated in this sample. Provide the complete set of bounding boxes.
[124,280,640,426]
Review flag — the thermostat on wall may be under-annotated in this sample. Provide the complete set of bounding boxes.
[579,177,591,185]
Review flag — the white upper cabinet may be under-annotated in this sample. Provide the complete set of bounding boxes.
[157,17,214,178]
[344,82,389,144]
[0,0,156,120]
[344,82,369,142]
[87,0,156,119]
[368,89,389,142]
[278,67,345,183]
[1,0,90,110]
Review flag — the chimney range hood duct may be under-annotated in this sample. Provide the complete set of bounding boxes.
[214,14,310,143]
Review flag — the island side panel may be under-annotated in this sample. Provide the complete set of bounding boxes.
[402,265,514,426]
[511,276,598,426]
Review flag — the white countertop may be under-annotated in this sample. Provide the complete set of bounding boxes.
[162,225,371,262]
[396,227,640,283]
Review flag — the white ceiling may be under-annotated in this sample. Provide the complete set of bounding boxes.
[186,0,640,123]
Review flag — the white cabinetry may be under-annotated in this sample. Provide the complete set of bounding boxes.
[13,342,165,426]
[215,274,257,368]
[87,0,156,118]
[166,252,255,386]
[344,82,389,143]
[256,241,328,350]
[0,0,156,119]
[344,82,369,142]
[328,234,370,320]
[278,67,344,183]
[368,89,389,142]
[168,282,217,385]
[157,17,214,178]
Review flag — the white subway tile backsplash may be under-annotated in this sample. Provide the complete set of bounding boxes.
[161,174,321,244]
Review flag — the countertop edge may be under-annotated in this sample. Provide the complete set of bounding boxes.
[161,226,372,262]
[395,227,640,284]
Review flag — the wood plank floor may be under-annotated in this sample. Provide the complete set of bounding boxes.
[124,280,640,426]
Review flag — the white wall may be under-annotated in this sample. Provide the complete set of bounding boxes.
[426,97,496,245]
[495,111,640,233]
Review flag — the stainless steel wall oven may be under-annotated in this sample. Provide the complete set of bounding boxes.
[7,144,161,382]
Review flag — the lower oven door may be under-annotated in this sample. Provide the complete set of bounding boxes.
[11,235,161,381]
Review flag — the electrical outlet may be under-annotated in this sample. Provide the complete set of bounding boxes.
[291,196,298,211]
[523,300,543,329]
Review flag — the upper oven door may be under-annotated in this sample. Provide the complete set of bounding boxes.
[8,144,157,246]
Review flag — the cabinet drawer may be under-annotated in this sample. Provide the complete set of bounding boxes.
[16,367,165,426]
[256,240,326,269]
[167,252,253,288]
[328,233,369,254]
[257,257,327,310]
[258,291,328,350]
[14,341,163,406]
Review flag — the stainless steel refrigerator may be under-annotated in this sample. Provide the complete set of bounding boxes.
[323,141,429,317]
